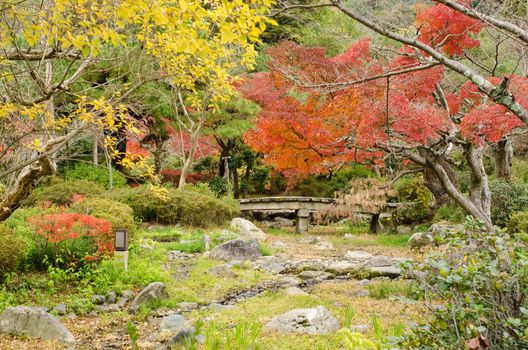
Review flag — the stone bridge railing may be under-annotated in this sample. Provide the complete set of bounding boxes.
[239,196,405,234]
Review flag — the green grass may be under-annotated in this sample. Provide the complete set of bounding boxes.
[141,226,182,242]
[366,280,415,300]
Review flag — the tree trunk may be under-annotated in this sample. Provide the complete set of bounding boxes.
[419,149,457,208]
[178,127,201,189]
[232,166,240,199]
[424,150,494,232]
[241,160,253,198]
[494,138,513,180]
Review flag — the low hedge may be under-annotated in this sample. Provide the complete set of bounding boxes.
[113,185,239,227]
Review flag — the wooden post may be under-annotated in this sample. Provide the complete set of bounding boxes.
[369,213,383,233]
[296,209,310,234]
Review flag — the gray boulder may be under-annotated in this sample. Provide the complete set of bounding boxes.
[209,239,262,261]
[396,225,412,234]
[314,241,334,251]
[299,236,319,244]
[264,305,339,334]
[408,232,433,249]
[52,304,67,316]
[345,250,373,261]
[274,217,294,227]
[230,218,267,242]
[0,306,76,344]
[157,314,195,345]
[128,282,169,313]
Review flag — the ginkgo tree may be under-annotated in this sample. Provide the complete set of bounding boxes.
[0,0,273,220]
[242,2,528,231]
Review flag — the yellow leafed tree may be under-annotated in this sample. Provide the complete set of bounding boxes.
[0,0,274,220]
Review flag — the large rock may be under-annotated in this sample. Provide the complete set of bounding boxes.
[408,232,434,249]
[264,305,339,335]
[128,282,169,313]
[156,314,195,345]
[230,218,267,242]
[0,306,76,344]
[274,217,294,227]
[209,239,262,261]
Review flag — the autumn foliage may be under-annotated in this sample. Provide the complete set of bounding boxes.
[28,212,114,265]
[241,2,526,181]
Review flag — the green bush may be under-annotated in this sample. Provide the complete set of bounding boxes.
[394,174,433,204]
[512,158,528,184]
[490,179,528,227]
[327,165,374,196]
[63,163,127,189]
[113,185,239,227]
[393,202,431,225]
[507,210,528,234]
[0,224,27,277]
[4,206,60,269]
[70,197,136,240]
[398,218,528,349]
[433,202,466,223]
[23,179,104,206]
[208,176,230,197]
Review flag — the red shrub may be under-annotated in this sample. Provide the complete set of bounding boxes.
[28,212,114,263]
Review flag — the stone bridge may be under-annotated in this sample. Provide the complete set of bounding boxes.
[239,196,402,234]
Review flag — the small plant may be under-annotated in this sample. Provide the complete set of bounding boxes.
[258,243,272,256]
[127,320,139,350]
[344,305,356,328]
[398,218,528,349]
[366,280,414,300]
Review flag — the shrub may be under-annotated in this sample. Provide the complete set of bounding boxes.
[393,202,430,225]
[63,163,127,189]
[0,224,27,277]
[209,176,230,197]
[28,212,114,267]
[394,174,433,204]
[507,210,528,234]
[23,179,104,206]
[398,218,528,349]
[113,185,239,227]
[433,202,465,223]
[70,197,136,240]
[490,179,528,227]
[327,165,374,196]
[512,158,528,184]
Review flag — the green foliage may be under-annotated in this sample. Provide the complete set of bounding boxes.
[393,175,432,225]
[70,197,136,239]
[63,163,127,189]
[398,218,528,349]
[490,179,528,227]
[142,227,182,242]
[366,280,414,300]
[433,202,465,223]
[258,243,272,256]
[24,178,104,206]
[113,185,239,227]
[127,321,139,350]
[327,165,374,196]
[209,176,230,197]
[512,158,528,184]
[172,237,205,253]
[507,210,528,234]
[203,321,263,350]
[0,224,27,278]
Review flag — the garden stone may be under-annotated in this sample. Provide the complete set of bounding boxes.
[274,217,294,226]
[208,264,236,278]
[299,236,319,244]
[210,303,235,311]
[157,314,195,345]
[209,239,261,261]
[262,220,281,229]
[122,290,134,299]
[428,222,464,237]
[274,276,301,287]
[53,304,67,316]
[344,233,355,239]
[283,287,308,296]
[230,218,267,242]
[298,270,333,281]
[367,266,401,278]
[408,232,434,249]
[0,306,76,344]
[105,291,117,304]
[129,282,169,313]
[362,256,393,268]
[396,225,412,234]
[351,289,370,297]
[177,302,198,312]
[108,304,121,312]
[91,294,106,305]
[264,305,339,335]
[324,261,362,275]
[358,279,371,286]
[95,305,110,313]
[314,241,334,251]
[345,250,373,261]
